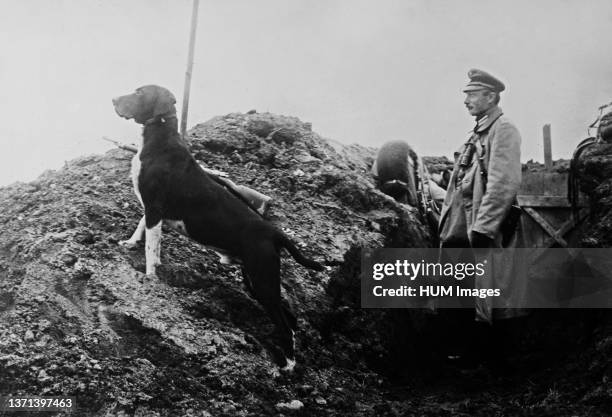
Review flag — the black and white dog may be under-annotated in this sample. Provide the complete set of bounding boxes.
[112,85,323,371]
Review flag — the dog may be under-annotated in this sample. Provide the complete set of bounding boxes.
[112,85,324,371]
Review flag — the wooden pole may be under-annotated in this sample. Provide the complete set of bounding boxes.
[180,0,200,139]
[543,124,552,170]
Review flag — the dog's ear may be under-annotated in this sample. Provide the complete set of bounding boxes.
[152,88,177,118]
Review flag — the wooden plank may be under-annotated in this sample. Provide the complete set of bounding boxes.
[523,207,568,247]
[518,195,572,207]
[563,208,588,236]
[531,208,589,261]
[540,208,588,247]
[543,124,552,170]
[180,0,201,139]
[520,172,568,196]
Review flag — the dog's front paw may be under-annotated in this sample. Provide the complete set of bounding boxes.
[280,358,296,373]
[269,358,296,378]
[118,239,139,249]
[143,273,158,282]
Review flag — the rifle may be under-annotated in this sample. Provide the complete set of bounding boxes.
[415,158,441,246]
[102,136,138,153]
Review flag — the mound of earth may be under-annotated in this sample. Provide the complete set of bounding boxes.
[575,142,612,247]
[0,112,609,416]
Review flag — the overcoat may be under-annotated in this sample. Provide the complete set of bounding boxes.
[439,106,527,322]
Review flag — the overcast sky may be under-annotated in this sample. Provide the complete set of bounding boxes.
[1,0,611,186]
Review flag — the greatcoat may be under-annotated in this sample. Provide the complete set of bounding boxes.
[438,106,527,322]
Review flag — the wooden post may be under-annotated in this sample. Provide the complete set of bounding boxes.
[543,124,552,170]
[180,0,200,139]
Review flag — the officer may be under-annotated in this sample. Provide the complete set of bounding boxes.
[438,68,521,251]
[437,69,524,372]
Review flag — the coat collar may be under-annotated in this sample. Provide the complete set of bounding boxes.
[474,106,503,133]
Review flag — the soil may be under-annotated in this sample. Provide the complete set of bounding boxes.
[0,112,609,416]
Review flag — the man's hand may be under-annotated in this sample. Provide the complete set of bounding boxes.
[470,231,494,249]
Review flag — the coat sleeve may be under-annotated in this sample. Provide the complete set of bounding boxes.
[471,120,521,239]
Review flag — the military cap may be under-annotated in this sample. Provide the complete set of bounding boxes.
[463,68,505,93]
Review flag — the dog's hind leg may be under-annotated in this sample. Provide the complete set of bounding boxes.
[278,304,297,371]
[243,253,296,371]
[241,266,294,372]
[259,299,296,372]
[119,216,146,248]
[242,266,296,347]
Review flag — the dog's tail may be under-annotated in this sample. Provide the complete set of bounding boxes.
[276,232,324,271]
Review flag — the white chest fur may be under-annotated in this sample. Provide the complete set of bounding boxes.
[130,149,144,207]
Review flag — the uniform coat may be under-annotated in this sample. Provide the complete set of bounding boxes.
[439,106,527,322]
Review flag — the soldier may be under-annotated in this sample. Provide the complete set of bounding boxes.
[372,140,419,206]
[372,141,446,244]
[439,69,521,250]
[437,69,525,372]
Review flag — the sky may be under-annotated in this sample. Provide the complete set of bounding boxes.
[1,0,611,186]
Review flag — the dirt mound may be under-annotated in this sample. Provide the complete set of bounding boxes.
[575,142,612,247]
[0,112,609,416]
[0,112,430,416]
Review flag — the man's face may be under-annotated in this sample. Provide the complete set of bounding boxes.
[464,90,495,117]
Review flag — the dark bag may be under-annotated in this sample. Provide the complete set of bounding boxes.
[501,204,522,247]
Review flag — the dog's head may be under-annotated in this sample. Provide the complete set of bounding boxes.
[112,85,177,124]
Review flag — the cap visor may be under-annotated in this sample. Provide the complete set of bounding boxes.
[463,85,488,92]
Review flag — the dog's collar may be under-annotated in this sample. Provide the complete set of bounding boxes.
[144,114,178,126]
